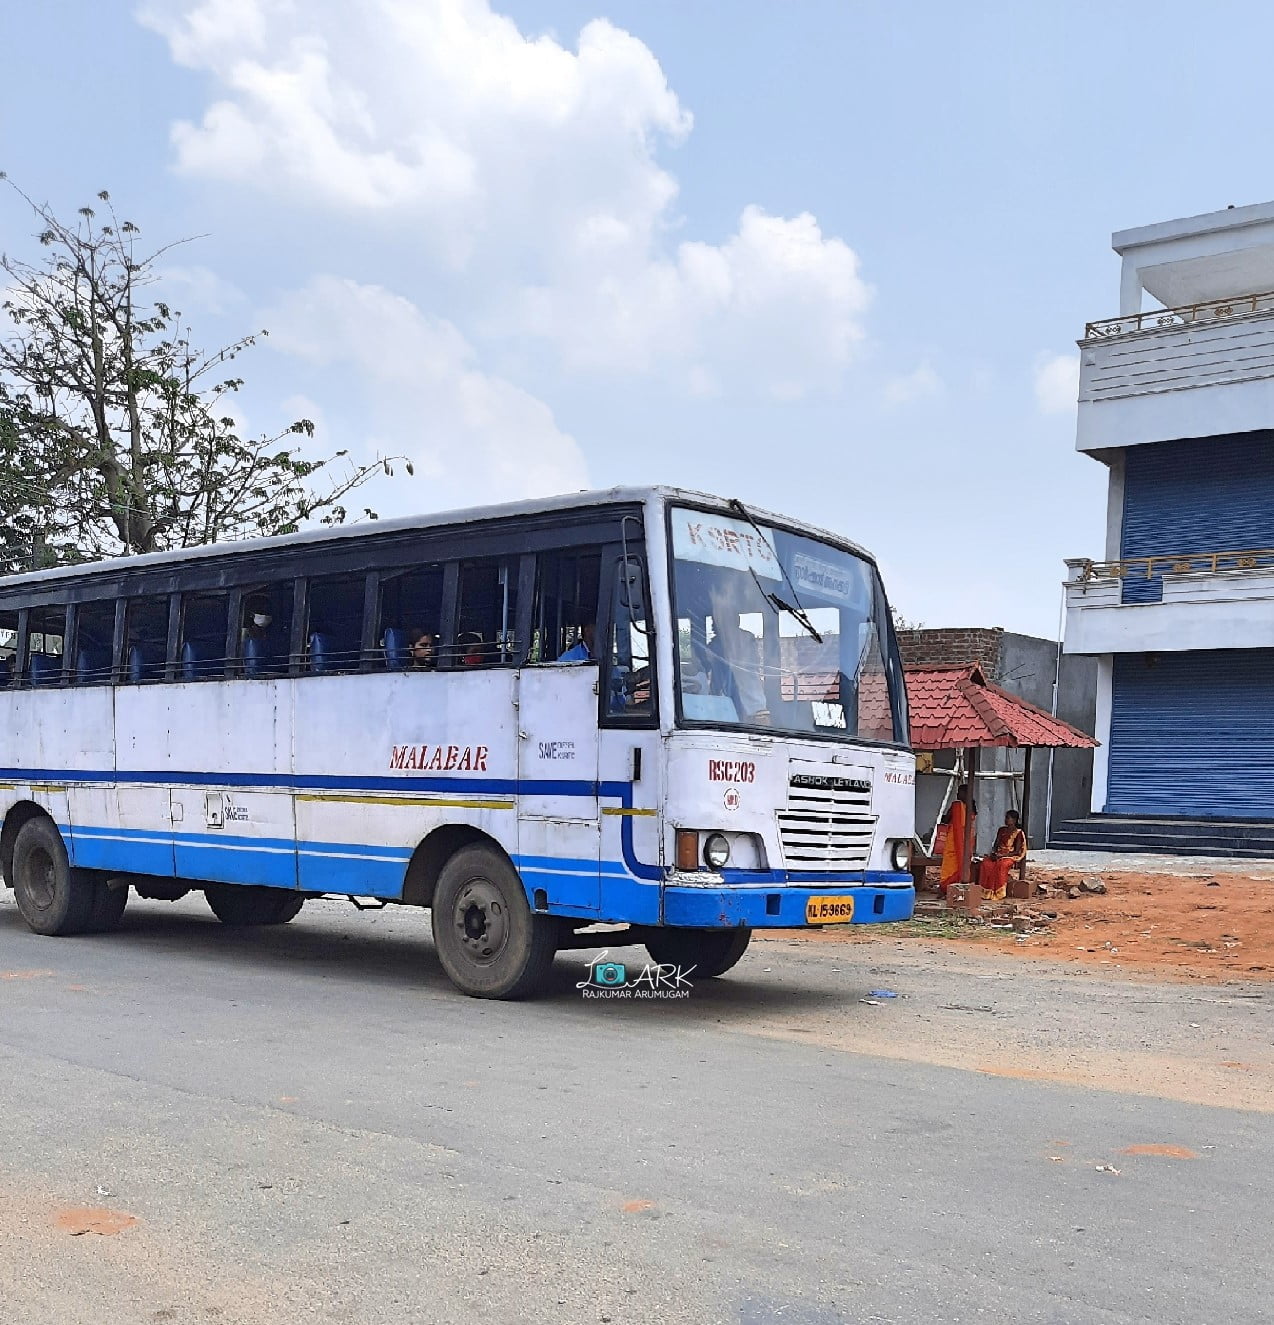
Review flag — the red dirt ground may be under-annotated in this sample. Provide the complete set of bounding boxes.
[778,868,1274,982]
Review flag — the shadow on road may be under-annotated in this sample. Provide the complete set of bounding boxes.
[0,897,850,1022]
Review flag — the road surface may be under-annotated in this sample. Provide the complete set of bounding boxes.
[0,892,1269,1324]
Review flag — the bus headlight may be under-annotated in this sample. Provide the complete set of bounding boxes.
[703,833,731,870]
[890,839,912,872]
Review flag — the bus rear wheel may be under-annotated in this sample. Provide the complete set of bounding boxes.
[11,817,96,936]
[431,845,559,999]
[645,927,752,979]
[205,884,304,926]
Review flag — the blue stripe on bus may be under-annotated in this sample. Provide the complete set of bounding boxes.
[56,820,914,926]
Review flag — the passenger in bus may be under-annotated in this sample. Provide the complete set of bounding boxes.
[558,622,595,663]
[457,632,485,665]
[407,628,436,670]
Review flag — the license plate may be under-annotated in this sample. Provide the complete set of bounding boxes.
[805,895,855,925]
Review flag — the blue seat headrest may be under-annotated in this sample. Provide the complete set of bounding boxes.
[243,635,262,678]
[309,632,332,674]
[182,639,204,682]
[76,646,110,684]
[29,652,61,686]
[383,627,408,670]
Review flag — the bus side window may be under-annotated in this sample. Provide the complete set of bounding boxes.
[179,592,230,681]
[306,573,364,674]
[26,605,68,687]
[602,556,655,721]
[0,610,16,687]
[237,584,294,679]
[454,558,519,667]
[376,564,444,670]
[123,597,169,684]
[531,548,601,664]
[75,600,117,685]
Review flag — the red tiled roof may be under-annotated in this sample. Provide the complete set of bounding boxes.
[905,664,1098,750]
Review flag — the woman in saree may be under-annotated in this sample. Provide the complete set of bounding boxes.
[979,810,1027,900]
[938,784,977,892]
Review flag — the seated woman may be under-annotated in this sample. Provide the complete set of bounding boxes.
[979,810,1027,900]
[938,784,977,894]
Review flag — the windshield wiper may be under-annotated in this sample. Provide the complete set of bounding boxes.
[729,497,824,645]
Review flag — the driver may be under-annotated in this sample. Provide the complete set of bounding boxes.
[692,575,769,724]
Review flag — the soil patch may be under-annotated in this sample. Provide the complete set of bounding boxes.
[770,868,1274,982]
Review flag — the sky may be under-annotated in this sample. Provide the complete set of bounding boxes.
[0,0,1267,637]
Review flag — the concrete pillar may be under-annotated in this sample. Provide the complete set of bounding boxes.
[1104,450,1126,561]
[1118,257,1143,317]
[1090,655,1113,813]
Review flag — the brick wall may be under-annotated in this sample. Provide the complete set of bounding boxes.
[896,627,1004,671]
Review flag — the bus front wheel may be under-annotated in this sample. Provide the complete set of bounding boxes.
[205,884,304,926]
[645,928,752,979]
[11,817,96,936]
[431,845,559,999]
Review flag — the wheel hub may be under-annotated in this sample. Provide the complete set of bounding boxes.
[26,847,56,910]
[453,879,508,966]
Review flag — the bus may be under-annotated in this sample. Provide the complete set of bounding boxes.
[0,488,915,998]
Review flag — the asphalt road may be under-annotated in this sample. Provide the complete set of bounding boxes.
[0,891,1270,1325]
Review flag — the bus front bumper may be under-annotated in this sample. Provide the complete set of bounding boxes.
[660,875,915,929]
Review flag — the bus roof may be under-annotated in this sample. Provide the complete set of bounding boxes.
[0,485,877,589]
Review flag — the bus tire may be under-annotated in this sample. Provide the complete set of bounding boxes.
[431,845,559,999]
[11,817,96,936]
[205,884,304,926]
[87,879,129,932]
[645,927,752,979]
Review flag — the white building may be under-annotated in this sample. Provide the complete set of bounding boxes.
[1057,202,1274,852]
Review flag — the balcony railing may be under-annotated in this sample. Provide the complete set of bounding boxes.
[1068,548,1274,582]
[1084,290,1274,341]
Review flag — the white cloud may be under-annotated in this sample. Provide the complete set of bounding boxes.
[157,263,246,315]
[883,361,942,406]
[1033,351,1080,415]
[139,0,870,398]
[262,275,588,510]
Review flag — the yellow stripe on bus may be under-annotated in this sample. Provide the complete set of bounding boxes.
[295,793,515,811]
[602,806,658,817]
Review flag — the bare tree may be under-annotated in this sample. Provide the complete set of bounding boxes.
[0,178,408,572]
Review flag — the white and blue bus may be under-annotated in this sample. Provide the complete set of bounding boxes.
[0,488,914,997]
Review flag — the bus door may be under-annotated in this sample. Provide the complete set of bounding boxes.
[516,665,602,915]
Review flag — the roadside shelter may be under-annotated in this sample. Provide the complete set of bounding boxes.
[905,664,1098,885]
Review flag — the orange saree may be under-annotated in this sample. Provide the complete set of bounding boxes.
[979,826,1027,898]
[939,800,974,890]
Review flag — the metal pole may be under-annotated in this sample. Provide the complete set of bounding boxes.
[961,747,978,885]
[1021,747,1033,844]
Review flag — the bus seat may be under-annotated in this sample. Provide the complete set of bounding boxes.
[309,633,332,674]
[382,627,408,670]
[182,639,210,681]
[76,645,111,684]
[128,644,165,684]
[242,636,262,678]
[0,657,12,686]
[28,652,62,686]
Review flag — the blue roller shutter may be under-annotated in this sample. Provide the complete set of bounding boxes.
[1107,649,1274,819]
[1121,432,1274,603]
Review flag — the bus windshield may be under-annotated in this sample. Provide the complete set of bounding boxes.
[670,505,908,744]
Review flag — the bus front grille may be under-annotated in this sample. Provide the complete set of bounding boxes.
[778,776,876,870]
